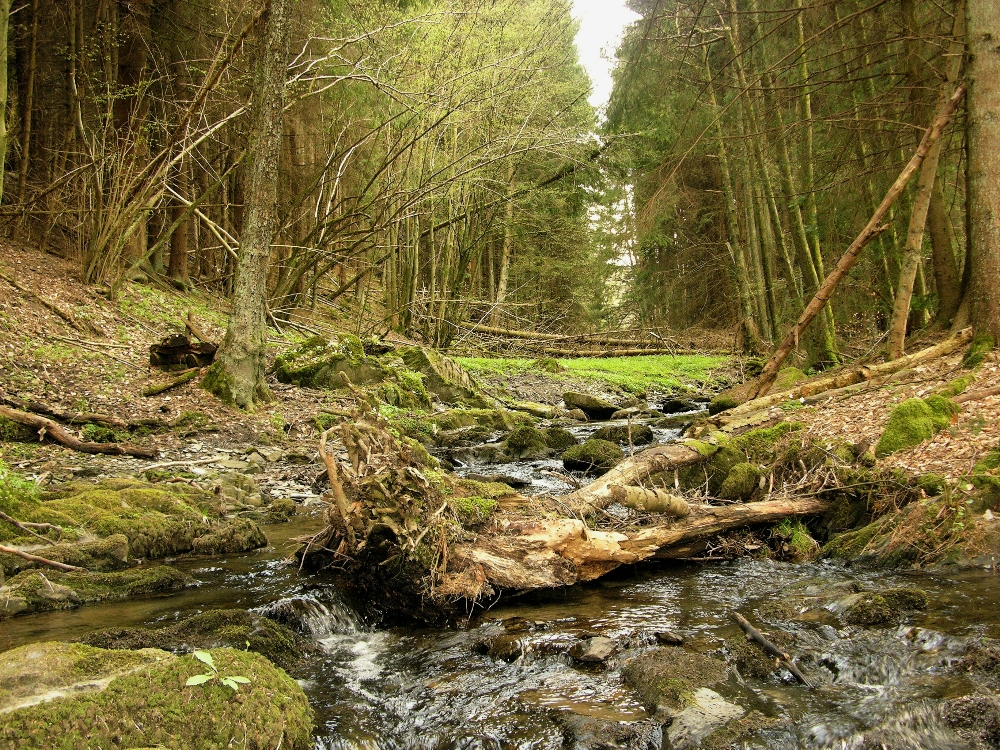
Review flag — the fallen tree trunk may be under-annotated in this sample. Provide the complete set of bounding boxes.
[738,84,967,403]
[297,420,828,623]
[0,405,157,458]
[721,329,973,417]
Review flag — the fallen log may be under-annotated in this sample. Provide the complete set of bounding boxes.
[732,612,811,687]
[721,329,973,417]
[0,405,157,458]
[564,442,709,516]
[142,369,199,397]
[954,385,1000,404]
[736,85,967,403]
[297,420,829,623]
[0,392,129,429]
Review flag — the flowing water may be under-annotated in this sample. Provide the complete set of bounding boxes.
[2,412,998,749]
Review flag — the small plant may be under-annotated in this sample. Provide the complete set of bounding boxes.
[185,650,251,692]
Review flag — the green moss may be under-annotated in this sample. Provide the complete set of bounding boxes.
[773,519,819,561]
[708,396,738,415]
[1,566,192,619]
[79,610,314,672]
[454,478,517,501]
[719,462,760,501]
[621,648,728,711]
[937,373,977,398]
[200,362,237,406]
[450,496,498,525]
[273,336,390,390]
[504,425,548,458]
[562,439,624,474]
[425,409,531,432]
[80,424,131,444]
[0,645,313,749]
[875,397,958,458]
[0,417,37,442]
[683,438,719,457]
[970,451,1000,508]
[917,473,947,497]
[962,333,995,369]
[591,424,655,446]
[701,711,782,750]
[1,534,129,575]
[771,366,809,393]
[533,357,564,373]
[543,427,578,451]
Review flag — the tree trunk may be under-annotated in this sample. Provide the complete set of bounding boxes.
[493,164,516,321]
[0,0,10,204]
[929,181,962,324]
[203,0,290,409]
[168,156,190,284]
[966,0,1000,343]
[15,0,36,205]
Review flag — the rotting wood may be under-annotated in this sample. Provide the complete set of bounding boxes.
[739,85,967,403]
[142,369,199,397]
[733,612,811,687]
[0,392,129,429]
[0,544,83,572]
[0,405,157,458]
[954,385,1000,404]
[721,329,973,417]
[564,443,709,516]
[609,485,690,517]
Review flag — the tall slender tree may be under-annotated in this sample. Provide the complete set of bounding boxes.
[203,0,290,409]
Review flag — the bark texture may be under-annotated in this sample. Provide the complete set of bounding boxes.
[205,0,290,409]
[966,0,1000,343]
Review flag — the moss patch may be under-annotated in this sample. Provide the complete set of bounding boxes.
[844,588,927,626]
[273,335,390,390]
[771,367,808,393]
[0,645,313,749]
[424,408,532,433]
[591,424,655,446]
[543,427,578,451]
[875,397,959,458]
[719,463,760,502]
[79,609,314,672]
[504,425,549,459]
[962,333,995,369]
[562,439,624,475]
[450,496,498,526]
[622,648,728,712]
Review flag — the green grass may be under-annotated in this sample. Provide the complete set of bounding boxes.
[455,354,728,394]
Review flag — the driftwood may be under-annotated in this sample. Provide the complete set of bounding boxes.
[741,85,967,402]
[298,420,830,623]
[721,329,973,418]
[0,544,84,572]
[732,612,811,687]
[0,405,157,458]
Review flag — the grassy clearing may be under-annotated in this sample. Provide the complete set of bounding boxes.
[455,354,728,394]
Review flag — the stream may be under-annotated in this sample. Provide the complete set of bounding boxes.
[2,411,998,749]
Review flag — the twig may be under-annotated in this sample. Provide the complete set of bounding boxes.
[0,544,83,572]
[45,334,132,350]
[732,612,811,687]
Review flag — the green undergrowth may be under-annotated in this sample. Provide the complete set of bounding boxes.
[0,644,313,749]
[456,354,728,394]
[875,396,959,457]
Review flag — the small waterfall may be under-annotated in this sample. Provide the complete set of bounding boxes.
[256,589,360,637]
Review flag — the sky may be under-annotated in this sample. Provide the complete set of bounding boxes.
[570,0,641,112]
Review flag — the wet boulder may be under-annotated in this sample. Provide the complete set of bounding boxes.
[666,688,745,750]
[591,424,655,446]
[513,401,557,419]
[0,642,313,749]
[560,714,663,750]
[569,636,618,664]
[622,647,728,713]
[504,425,551,460]
[563,392,619,420]
[942,693,1000,749]
[562,439,624,475]
[842,587,928,626]
[543,426,579,451]
[661,398,702,415]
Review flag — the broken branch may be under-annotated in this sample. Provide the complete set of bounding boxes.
[0,405,157,458]
[0,544,84,572]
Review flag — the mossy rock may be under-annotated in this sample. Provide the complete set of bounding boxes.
[970,451,1000,509]
[504,425,549,460]
[543,427,578,451]
[0,534,130,576]
[449,496,498,526]
[0,566,192,619]
[372,374,431,409]
[562,439,624,475]
[708,396,738,415]
[678,424,801,496]
[425,408,532,433]
[843,588,927,626]
[273,335,390,390]
[937,373,977,398]
[79,609,315,672]
[396,346,491,407]
[875,397,959,458]
[15,480,268,560]
[718,462,760,501]
[533,357,564,373]
[591,424,655,446]
[621,647,728,712]
[563,392,618,420]
[0,644,313,749]
[771,367,808,393]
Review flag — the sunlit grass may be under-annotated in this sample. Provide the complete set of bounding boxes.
[455,354,729,394]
